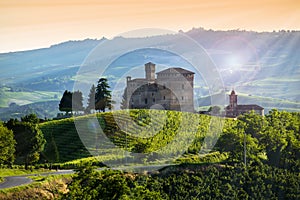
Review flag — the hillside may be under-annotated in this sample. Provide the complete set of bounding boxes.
[1,28,300,120]
[39,109,212,164]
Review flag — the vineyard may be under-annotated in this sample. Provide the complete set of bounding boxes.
[39,109,299,172]
[39,110,220,165]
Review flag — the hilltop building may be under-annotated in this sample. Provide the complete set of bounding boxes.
[225,90,264,117]
[123,62,195,112]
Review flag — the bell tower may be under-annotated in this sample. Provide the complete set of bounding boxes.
[229,90,237,108]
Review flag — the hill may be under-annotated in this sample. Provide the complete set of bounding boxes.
[1,28,299,120]
[39,109,212,164]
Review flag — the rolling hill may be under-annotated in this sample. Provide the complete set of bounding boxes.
[0,28,299,120]
[39,109,212,164]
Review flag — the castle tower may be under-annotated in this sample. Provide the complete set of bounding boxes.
[229,90,237,108]
[156,68,195,112]
[145,62,155,82]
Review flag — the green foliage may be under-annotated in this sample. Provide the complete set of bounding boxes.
[215,120,260,163]
[207,105,221,115]
[40,110,211,163]
[263,109,300,169]
[86,84,96,113]
[6,120,45,169]
[176,152,228,164]
[63,164,300,199]
[214,110,300,170]
[120,88,128,110]
[59,90,73,114]
[40,109,299,173]
[95,78,112,112]
[64,165,130,200]
[0,122,16,165]
[72,90,84,112]
[63,164,163,200]
[58,90,84,114]
[21,113,40,124]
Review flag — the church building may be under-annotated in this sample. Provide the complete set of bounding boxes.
[123,62,195,112]
[225,90,264,118]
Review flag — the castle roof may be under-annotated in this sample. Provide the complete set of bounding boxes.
[145,62,155,65]
[128,78,147,82]
[157,67,195,75]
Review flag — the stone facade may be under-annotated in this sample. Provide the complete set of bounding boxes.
[124,62,195,112]
[225,90,264,118]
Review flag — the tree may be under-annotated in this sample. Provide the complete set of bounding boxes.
[86,84,96,113]
[215,119,260,163]
[237,111,267,140]
[64,164,131,200]
[262,109,294,167]
[95,78,112,112]
[59,90,73,114]
[6,121,45,169]
[120,88,128,109]
[208,106,221,115]
[0,122,16,165]
[72,90,84,112]
[21,113,40,124]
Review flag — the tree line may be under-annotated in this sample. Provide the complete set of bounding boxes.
[0,114,45,169]
[62,162,299,200]
[59,78,112,115]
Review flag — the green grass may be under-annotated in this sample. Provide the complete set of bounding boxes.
[176,151,229,164]
[0,87,61,107]
[0,168,54,177]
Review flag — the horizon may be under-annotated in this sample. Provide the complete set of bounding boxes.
[1,0,299,53]
[1,27,299,54]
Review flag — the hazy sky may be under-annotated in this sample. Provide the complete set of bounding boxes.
[1,0,299,53]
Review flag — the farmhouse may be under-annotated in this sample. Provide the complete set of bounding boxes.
[225,90,264,117]
[123,62,195,112]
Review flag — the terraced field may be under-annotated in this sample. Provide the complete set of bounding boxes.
[39,110,216,164]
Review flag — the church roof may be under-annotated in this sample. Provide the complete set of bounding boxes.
[225,104,264,110]
[157,67,195,74]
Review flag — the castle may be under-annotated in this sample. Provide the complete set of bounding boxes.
[123,62,195,112]
[225,90,264,117]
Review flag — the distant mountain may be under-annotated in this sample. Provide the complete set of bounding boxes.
[0,28,299,120]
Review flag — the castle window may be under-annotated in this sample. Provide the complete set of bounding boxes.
[144,98,148,104]
[153,98,155,103]
[163,96,165,100]
[152,93,154,96]
[182,84,184,89]
[182,96,184,100]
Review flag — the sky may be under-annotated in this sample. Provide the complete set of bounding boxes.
[0,0,299,53]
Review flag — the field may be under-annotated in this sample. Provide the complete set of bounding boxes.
[39,109,226,167]
[0,87,61,108]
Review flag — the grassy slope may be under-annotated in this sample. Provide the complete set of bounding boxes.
[39,110,215,164]
[40,117,91,163]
